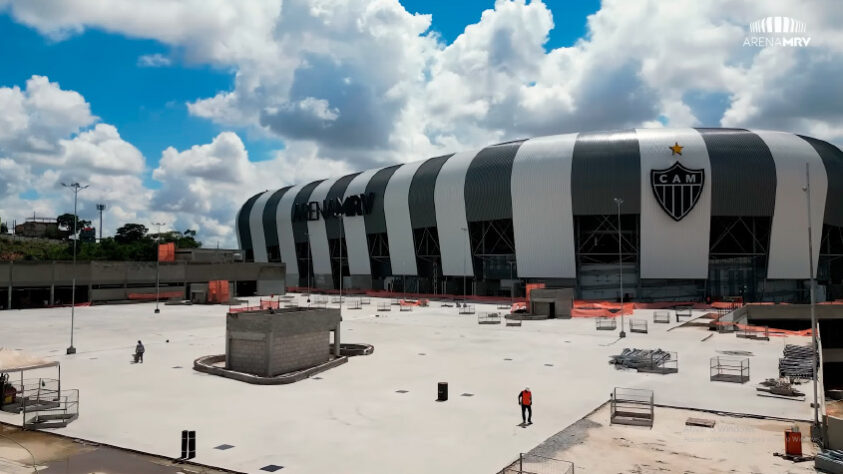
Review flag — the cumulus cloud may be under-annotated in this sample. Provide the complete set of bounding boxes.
[2,0,843,247]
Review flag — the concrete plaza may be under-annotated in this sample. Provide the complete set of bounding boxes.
[0,296,814,473]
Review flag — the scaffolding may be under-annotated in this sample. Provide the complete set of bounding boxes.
[710,357,750,383]
[610,387,654,427]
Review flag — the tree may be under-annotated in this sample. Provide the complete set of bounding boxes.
[114,223,148,244]
[56,213,91,233]
[0,222,7,234]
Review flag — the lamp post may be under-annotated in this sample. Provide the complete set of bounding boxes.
[305,231,311,305]
[152,222,165,314]
[338,216,343,308]
[461,226,468,304]
[62,182,88,355]
[614,198,626,338]
[804,163,820,435]
[96,203,106,241]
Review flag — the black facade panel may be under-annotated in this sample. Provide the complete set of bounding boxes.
[697,128,776,216]
[409,154,452,229]
[464,142,523,222]
[237,192,264,251]
[292,180,324,243]
[364,165,401,234]
[261,187,292,249]
[324,172,361,239]
[799,135,843,227]
[571,130,641,215]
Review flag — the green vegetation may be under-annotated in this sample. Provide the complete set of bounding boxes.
[0,223,201,262]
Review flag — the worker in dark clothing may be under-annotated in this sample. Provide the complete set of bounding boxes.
[518,387,532,424]
[134,340,145,363]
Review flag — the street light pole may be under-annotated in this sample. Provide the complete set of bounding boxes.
[804,163,820,434]
[152,222,165,314]
[339,216,343,308]
[305,231,311,305]
[62,182,88,355]
[461,226,468,304]
[614,198,626,338]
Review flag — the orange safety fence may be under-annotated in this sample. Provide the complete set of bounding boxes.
[709,319,813,337]
[128,291,183,300]
[207,280,230,304]
[399,299,429,307]
[229,297,282,314]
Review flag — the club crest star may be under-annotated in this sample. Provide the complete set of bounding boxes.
[669,142,683,155]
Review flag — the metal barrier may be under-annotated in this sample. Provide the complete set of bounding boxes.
[391,299,401,306]
[330,296,342,304]
[653,311,671,324]
[675,308,693,322]
[596,317,617,330]
[399,304,413,312]
[360,297,371,305]
[478,313,502,325]
[347,298,362,310]
[459,304,475,315]
[737,325,770,341]
[377,302,391,311]
[629,319,648,334]
[610,387,654,427]
[518,453,575,474]
[710,356,750,383]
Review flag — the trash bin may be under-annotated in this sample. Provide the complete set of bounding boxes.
[437,382,448,401]
[785,428,802,456]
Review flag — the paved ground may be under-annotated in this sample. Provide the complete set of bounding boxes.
[0,296,815,473]
[512,404,818,473]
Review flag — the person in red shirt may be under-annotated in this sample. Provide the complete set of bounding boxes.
[518,387,532,424]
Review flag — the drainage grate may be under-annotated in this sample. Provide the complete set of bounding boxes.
[461,393,474,397]
[311,376,323,380]
[418,353,426,356]
[172,366,183,369]
[395,390,409,393]
[504,358,512,361]
[214,444,235,450]
[544,363,554,367]
[260,465,284,472]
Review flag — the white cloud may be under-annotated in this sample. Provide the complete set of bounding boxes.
[137,53,171,67]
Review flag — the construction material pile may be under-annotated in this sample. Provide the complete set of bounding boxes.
[757,378,805,399]
[610,348,672,370]
[779,344,816,379]
[815,449,843,472]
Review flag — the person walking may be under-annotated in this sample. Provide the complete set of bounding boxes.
[134,340,145,363]
[518,387,532,425]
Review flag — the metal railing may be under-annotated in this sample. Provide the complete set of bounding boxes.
[653,311,671,324]
[595,317,617,330]
[629,319,648,334]
[458,304,475,315]
[498,454,575,474]
[23,387,78,429]
[710,356,750,383]
[610,387,654,427]
[478,313,502,324]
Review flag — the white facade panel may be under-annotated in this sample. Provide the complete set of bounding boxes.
[637,128,712,279]
[307,179,336,277]
[510,134,578,278]
[247,190,273,263]
[276,184,305,281]
[757,131,828,279]
[434,150,478,276]
[343,169,380,276]
[384,160,425,276]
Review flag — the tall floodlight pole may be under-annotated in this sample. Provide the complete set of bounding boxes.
[339,216,343,307]
[804,163,819,432]
[62,182,89,355]
[614,198,626,338]
[152,222,165,314]
[461,226,468,304]
[96,204,106,241]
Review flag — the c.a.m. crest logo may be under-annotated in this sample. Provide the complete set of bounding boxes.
[651,159,704,222]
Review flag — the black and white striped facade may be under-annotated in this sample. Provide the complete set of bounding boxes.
[237,128,843,302]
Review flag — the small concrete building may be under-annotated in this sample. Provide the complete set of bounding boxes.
[225,307,341,377]
[529,288,574,319]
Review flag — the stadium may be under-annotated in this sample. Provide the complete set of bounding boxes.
[237,128,843,303]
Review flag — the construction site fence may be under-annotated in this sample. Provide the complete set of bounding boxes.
[498,454,574,474]
[228,298,283,314]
